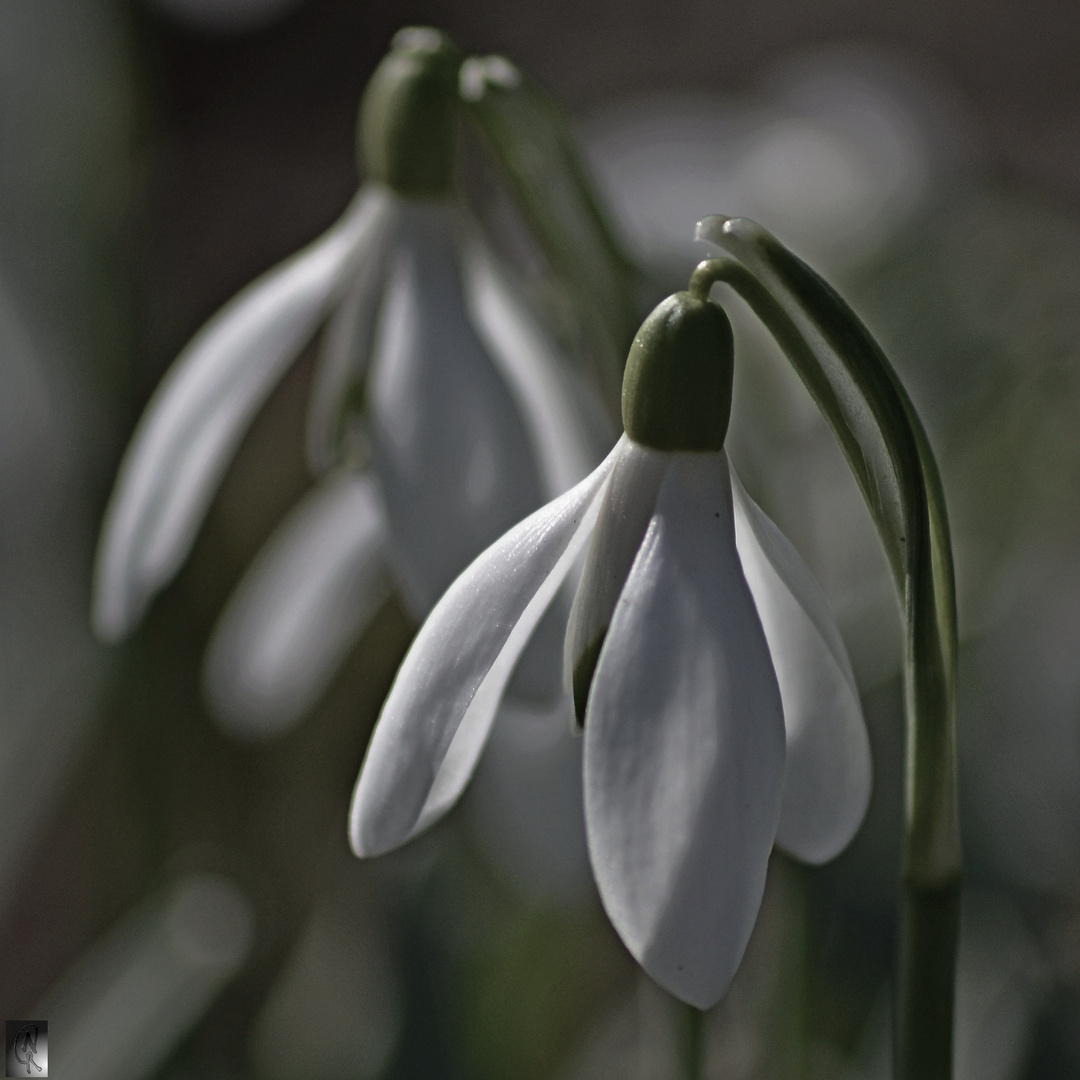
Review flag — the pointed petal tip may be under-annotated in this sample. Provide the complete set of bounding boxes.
[778,721,873,866]
[347,816,377,860]
[347,788,385,860]
[200,474,393,743]
[90,608,126,646]
[90,576,140,645]
[643,966,731,1012]
[93,188,392,641]
[349,441,625,865]
[348,783,417,861]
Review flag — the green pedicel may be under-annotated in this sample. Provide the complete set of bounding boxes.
[621,285,734,453]
[358,28,461,198]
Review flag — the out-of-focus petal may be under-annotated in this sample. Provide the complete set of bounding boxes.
[93,187,395,642]
[41,873,253,1080]
[463,241,612,497]
[730,464,872,864]
[368,202,544,618]
[469,697,593,904]
[564,439,668,723]
[306,209,397,473]
[349,441,623,858]
[203,472,392,740]
[584,451,785,1009]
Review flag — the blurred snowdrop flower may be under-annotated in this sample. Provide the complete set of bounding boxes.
[92,181,394,641]
[468,698,593,904]
[350,281,871,1008]
[92,29,606,735]
[202,472,394,736]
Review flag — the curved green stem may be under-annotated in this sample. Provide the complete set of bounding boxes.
[691,218,960,1080]
[688,259,734,302]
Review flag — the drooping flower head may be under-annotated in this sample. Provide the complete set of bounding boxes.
[91,29,617,736]
[349,249,872,1009]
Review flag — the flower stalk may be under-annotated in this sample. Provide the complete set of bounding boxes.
[679,1003,705,1080]
[694,217,961,1080]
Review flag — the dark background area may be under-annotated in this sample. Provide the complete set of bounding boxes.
[2,0,1080,1077]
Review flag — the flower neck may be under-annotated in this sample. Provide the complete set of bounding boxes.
[358,28,461,199]
[621,285,735,452]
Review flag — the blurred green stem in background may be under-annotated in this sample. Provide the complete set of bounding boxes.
[680,1003,705,1080]
[460,54,642,414]
[693,217,961,1080]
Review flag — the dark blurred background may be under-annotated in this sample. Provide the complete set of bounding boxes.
[2,0,1080,1077]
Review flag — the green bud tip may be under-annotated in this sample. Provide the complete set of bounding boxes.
[358,28,462,198]
[621,274,735,452]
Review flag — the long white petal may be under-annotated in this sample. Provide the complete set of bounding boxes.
[730,465,871,864]
[349,440,623,858]
[564,439,668,723]
[92,187,395,642]
[584,451,785,1010]
[203,472,392,740]
[463,241,613,497]
[305,212,396,473]
[368,202,545,619]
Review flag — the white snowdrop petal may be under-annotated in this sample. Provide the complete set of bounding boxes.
[584,451,786,1010]
[203,472,393,740]
[564,439,669,720]
[306,209,397,473]
[349,441,624,858]
[92,187,395,641]
[368,203,544,619]
[463,241,611,497]
[730,465,872,864]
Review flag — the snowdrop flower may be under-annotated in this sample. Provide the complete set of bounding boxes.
[350,273,871,1008]
[92,29,605,733]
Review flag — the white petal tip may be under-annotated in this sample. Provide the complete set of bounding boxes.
[777,728,873,866]
[347,812,402,861]
[91,615,127,646]
[627,918,750,1011]
[203,689,302,744]
[348,770,428,861]
[631,930,742,1009]
[90,589,139,645]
